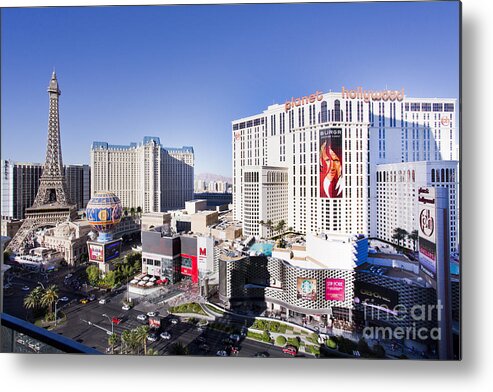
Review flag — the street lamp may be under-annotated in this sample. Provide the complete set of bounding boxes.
[102,313,114,354]
[54,298,62,326]
[37,281,46,290]
[102,313,114,336]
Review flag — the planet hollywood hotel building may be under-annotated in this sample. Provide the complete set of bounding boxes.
[232,87,458,243]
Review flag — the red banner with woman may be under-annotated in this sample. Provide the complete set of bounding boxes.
[319,128,343,198]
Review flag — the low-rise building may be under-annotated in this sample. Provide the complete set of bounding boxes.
[37,221,92,266]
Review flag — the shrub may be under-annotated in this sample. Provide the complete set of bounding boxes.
[307,333,319,345]
[306,344,320,356]
[262,330,271,343]
[325,338,337,349]
[287,337,300,349]
[275,335,287,346]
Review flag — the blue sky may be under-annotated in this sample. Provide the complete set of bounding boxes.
[1,2,460,177]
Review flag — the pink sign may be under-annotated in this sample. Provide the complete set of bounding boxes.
[325,278,345,301]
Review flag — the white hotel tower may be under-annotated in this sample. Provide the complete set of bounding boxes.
[91,137,194,213]
[232,87,458,242]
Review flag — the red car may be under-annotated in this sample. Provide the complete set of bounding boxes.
[112,317,123,325]
[282,345,298,356]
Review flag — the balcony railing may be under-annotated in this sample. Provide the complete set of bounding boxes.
[1,312,102,354]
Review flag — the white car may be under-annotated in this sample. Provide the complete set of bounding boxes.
[147,333,158,342]
[137,314,148,321]
[60,296,69,302]
[216,350,228,357]
[99,298,109,304]
[147,311,158,317]
[122,303,131,310]
[170,318,178,324]
[160,332,171,340]
[21,286,30,291]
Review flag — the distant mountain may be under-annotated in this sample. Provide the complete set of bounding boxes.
[195,173,232,183]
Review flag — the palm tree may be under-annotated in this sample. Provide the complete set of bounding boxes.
[121,330,131,354]
[408,230,419,252]
[135,325,149,355]
[266,219,273,238]
[275,220,286,236]
[168,342,189,356]
[130,207,136,217]
[136,206,142,216]
[108,333,119,355]
[23,286,44,318]
[258,220,265,236]
[121,329,139,355]
[146,348,160,356]
[392,228,409,251]
[40,285,59,319]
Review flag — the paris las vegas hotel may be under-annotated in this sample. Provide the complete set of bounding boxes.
[232,87,459,253]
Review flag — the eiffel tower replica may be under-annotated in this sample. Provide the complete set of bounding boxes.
[7,71,78,254]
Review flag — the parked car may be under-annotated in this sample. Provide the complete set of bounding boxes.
[229,334,240,342]
[147,311,158,317]
[147,332,159,342]
[170,318,178,324]
[122,303,131,310]
[282,345,298,356]
[137,314,148,321]
[160,331,171,340]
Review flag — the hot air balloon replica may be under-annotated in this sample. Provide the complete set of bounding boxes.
[85,192,123,272]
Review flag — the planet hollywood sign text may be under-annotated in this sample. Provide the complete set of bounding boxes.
[284,86,405,112]
[342,86,405,103]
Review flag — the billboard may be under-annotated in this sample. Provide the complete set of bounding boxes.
[325,278,345,301]
[88,243,104,262]
[354,281,399,312]
[104,240,121,262]
[418,187,438,289]
[197,236,214,274]
[319,128,343,198]
[297,278,317,301]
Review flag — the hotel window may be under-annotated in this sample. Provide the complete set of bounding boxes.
[444,103,454,112]
[321,101,328,123]
[433,103,443,112]
[422,103,431,112]
[334,100,341,122]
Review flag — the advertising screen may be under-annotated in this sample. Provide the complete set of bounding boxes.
[104,240,121,262]
[354,281,399,312]
[418,187,438,288]
[88,243,104,262]
[325,278,345,301]
[297,278,317,301]
[319,128,343,198]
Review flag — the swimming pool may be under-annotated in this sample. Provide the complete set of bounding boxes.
[249,243,274,256]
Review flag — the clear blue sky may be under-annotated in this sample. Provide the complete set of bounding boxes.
[1,1,460,177]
